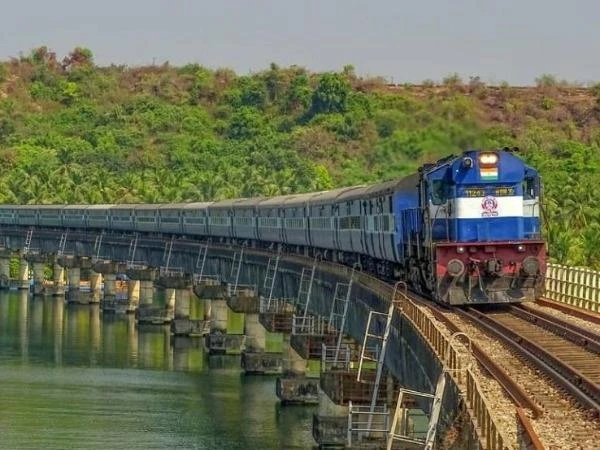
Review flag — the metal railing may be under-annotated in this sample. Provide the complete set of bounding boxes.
[347,402,389,447]
[321,344,351,372]
[545,263,600,312]
[193,274,220,285]
[259,296,294,314]
[292,314,328,336]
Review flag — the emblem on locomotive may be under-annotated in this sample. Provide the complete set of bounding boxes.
[481,196,499,217]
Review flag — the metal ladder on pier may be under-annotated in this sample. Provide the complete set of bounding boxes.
[127,233,139,268]
[160,235,174,275]
[230,246,245,296]
[92,231,104,262]
[355,282,405,435]
[263,254,280,310]
[328,279,353,365]
[195,243,209,282]
[57,231,68,257]
[23,227,34,255]
[387,372,446,450]
[295,258,317,325]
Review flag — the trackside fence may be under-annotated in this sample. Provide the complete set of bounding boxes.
[545,263,600,312]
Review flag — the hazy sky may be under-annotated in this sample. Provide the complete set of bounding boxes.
[1,0,598,85]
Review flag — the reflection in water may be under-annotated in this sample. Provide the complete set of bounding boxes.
[0,292,316,449]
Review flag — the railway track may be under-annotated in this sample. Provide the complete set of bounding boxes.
[458,304,600,416]
[536,297,600,326]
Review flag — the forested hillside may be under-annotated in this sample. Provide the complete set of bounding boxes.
[0,47,599,267]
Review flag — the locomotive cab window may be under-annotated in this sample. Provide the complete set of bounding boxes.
[523,177,537,200]
[430,181,447,205]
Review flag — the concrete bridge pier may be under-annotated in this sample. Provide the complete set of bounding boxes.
[276,334,320,404]
[32,261,47,296]
[58,256,93,304]
[241,312,284,375]
[89,271,102,303]
[0,251,11,289]
[52,260,66,297]
[17,258,29,290]
[165,288,176,317]
[140,280,154,304]
[210,298,228,332]
[93,261,127,312]
[244,313,266,352]
[173,288,190,319]
[153,273,201,331]
[170,285,209,336]
[25,254,51,296]
[128,279,140,312]
[128,268,167,324]
[204,293,244,355]
[67,266,81,303]
[104,274,117,300]
[313,388,349,447]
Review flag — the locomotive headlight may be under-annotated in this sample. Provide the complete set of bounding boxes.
[457,246,465,254]
[479,152,498,165]
[462,157,474,168]
[517,244,526,252]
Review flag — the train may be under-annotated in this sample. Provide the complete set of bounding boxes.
[0,148,546,305]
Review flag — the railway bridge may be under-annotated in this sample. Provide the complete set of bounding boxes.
[0,225,599,449]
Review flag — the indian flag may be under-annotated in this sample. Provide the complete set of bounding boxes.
[480,167,498,180]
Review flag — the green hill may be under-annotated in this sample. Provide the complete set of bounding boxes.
[0,47,599,267]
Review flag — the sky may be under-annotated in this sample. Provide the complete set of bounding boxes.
[0,0,598,85]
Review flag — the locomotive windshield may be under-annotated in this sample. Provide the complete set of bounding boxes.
[523,177,538,200]
[430,180,447,205]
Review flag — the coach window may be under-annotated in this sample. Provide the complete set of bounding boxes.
[430,181,447,205]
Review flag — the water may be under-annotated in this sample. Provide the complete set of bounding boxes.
[0,291,316,449]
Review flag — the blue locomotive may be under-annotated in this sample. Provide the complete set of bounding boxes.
[0,148,546,305]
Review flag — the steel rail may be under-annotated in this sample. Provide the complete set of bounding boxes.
[516,408,545,450]
[460,307,600,416]
[513,304,600,354]
[536,298,600,326]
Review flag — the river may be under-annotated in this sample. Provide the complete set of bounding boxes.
[0,291,316,449]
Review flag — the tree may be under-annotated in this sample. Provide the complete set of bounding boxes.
[285,74,311,112]
[226,107,269,140]
[311,73,351,115]
[62,47,94,69]
[264,62,283,103]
